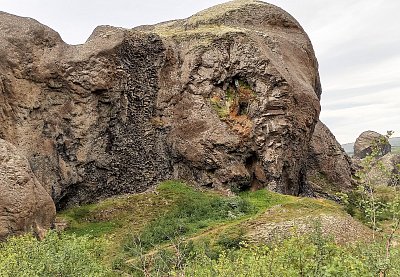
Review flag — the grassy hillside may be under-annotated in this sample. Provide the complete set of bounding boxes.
[37,182,374,275]
[2,180,400,276]
[57,181,373,275]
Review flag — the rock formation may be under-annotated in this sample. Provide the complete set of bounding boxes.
[353,131,391,159]
[0,0,330,209]
[0,139,56,240]
[306,121,354,197]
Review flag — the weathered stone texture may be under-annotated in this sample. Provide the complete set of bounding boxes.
[0,0,330,208]
[306,121,354,197]
[353,131,391,159]
[0,139,55,240]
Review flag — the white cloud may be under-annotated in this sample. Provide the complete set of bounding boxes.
[321,85,400,143]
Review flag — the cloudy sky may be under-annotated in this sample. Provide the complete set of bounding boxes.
[0,0,399,143]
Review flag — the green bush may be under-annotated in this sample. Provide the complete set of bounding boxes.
[177,230,400,277]
[216,227,246,250]
[0,232,112,277]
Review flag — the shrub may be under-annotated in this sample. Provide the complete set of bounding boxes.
[0,232,112,277]
[178,228,386,277]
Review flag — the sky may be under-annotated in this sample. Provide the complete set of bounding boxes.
[0,0,399,143]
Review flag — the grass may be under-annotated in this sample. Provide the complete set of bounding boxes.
[210,79,256,124]
[152,24,245,39]
[58,193,172,238]
[123,181,253,251]
[58,181,346,244]
[0,232,114,277]
[58,181,257,263]
[186,0,262,27]
[57,181,360,275]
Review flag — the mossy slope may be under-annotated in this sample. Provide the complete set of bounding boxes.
[58,180,371,272]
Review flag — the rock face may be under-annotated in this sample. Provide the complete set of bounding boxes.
[0,0,323,208]
[0,139,56,240]
[353,131,391,159]
[306,121,354,196]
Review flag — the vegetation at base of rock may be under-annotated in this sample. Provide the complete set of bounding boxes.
[339,132,400,230]
[176,229,400,277]
[337,134,400,277]
[3,178,400,276]
[0,232,113,277]
[123,181,253,251]
[56,181,351,275]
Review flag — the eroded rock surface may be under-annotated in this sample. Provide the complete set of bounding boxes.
[0,0,323,208]
[0,139,56,240]
[306,121,355,196]
[353,131,391,159]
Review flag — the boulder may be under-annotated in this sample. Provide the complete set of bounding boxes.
[0,0,322,208]
[306,121,355,196]
[353,131,391,159]
[0,139,56,240]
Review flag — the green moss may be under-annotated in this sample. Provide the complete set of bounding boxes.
[152,25,245,41]
[65,221,122,237]
[239,189,294,211]
[282,197,344,214]
[242,193,346,228]
[57,184,181,240]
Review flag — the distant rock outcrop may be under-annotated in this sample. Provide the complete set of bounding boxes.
[0,139,56,240]
[306,121,354,196]
[0,0,354,213]
[353,131,391,159]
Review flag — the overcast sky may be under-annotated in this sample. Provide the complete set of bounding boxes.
[0,0,399,143]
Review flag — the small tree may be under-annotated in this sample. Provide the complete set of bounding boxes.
[349,131,400,276]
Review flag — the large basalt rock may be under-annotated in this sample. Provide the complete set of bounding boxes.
[353,131,391,159]
[0,139,56,240]
[306,121,355,196]
[0,0,322,208]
